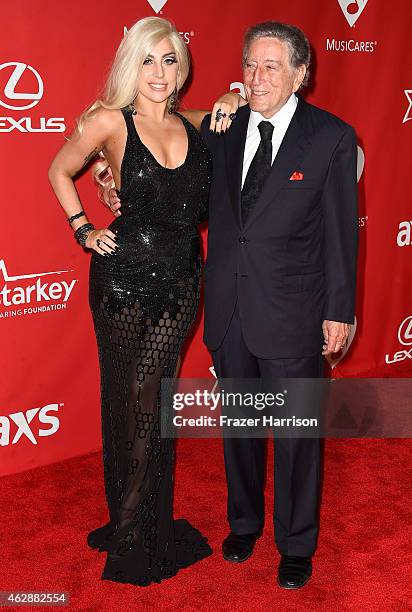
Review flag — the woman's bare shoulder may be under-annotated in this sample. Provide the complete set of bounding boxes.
[178,109,209,132]
[88,107,124,130]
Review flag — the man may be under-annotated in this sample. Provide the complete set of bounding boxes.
[200,21,358,589]
[103,21,358,589]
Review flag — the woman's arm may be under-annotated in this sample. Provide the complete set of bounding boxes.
[180,91,247,133]
[48,109,118,255]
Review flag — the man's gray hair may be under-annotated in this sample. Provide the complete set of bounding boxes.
[243,21,311,88]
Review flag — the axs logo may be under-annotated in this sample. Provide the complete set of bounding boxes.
[0,403,61,446]
[0,62,66,133]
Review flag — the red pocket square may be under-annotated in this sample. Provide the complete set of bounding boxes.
[289,171,304,181]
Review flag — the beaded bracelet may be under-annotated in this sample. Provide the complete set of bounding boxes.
[74,223,95,247]
[67,210,85,224]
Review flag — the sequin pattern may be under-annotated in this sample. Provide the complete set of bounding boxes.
[88,107,212,586]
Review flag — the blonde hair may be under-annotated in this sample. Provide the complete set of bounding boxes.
[78,16,190,187]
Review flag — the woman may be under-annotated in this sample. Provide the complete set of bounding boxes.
[48,16,240,587]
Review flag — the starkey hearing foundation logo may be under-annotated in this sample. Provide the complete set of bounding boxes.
[0,61,66,133]
[0,259,77,319]
[0,403,62,446]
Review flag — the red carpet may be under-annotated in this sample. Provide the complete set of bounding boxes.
[1,438,411,611]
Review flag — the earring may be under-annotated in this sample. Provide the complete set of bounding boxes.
[168,87,178,114]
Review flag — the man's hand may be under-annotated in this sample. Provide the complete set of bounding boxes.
[100,184,121,217]
[322,320,350,355]
[210,91,247,134]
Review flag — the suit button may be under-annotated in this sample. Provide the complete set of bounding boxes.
[239,237,247,243]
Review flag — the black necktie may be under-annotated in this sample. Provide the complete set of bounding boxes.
[241,120,274,225]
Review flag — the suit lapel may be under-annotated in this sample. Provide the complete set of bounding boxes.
[243,97,313,230]
[224,105,250,228]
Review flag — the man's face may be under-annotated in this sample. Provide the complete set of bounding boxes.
[243,37,305,118]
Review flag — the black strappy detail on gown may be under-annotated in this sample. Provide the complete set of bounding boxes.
[88,107,212,586]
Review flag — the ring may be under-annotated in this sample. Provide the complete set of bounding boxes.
[215,109,227,122]
[229,113,237,121]
[96,238,101,247]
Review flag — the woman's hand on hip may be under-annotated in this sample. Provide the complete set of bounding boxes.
[86,228,118,255]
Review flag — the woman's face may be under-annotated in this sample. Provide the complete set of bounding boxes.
[137,36,179,105]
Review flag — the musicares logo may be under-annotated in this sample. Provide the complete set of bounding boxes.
[337,0,369,27]
[146,0,168,13]
[0,403,62,446]
[0,259,77,319]
[123,24,194,45]
[327,2,375,54]
[385,316,412,364]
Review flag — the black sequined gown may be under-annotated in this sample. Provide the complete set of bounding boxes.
[88,107,212,586]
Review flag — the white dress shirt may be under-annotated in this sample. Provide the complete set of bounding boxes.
[241,93,298,188]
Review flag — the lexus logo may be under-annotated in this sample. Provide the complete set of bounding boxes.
[398,316,412,346]
[0,62,43,111]
[146,0,168,13]
[337,0,369,27]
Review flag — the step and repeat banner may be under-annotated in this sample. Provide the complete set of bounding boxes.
[1,0,411,476]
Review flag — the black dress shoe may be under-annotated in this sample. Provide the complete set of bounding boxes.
[277,555,312,589]
[87,522,115,551]
[222,531,260,563]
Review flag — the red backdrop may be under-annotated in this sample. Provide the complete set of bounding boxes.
[1,0,411,476]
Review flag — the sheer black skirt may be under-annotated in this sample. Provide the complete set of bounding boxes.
[88,259,212,587]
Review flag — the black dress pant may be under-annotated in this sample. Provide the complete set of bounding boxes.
[211,303,323,557]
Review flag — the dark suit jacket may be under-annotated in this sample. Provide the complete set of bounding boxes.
[201,97,358,359]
